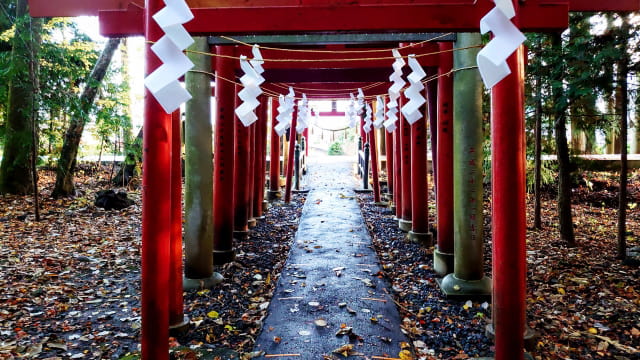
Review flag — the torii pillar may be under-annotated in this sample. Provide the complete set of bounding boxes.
[434,42,455,276]
[212,45,236,264]
[141,0,171,357]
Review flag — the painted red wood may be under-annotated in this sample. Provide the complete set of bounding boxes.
[98,2,570,37]
[233,85,251,232]
[141,0,170,358]
[212,46,236,264]
[284,108,298,203]
[492,45,527,360]
[436,42,454,255]
[169,110,184,328]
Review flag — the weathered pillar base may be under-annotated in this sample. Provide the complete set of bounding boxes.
[372,201,388,207]
[433,247,455,276]
[254,215,266,221]
[383,193,393,202]
[247,218,257,228]
[389,203,396,213]
[233,230,249,241]
[485,324,537,352]
[292,189,310,194]
[438,274,491,300]
[476,355,533,360]
[262,200,269,212]
[354,188,373,194]
[407,231,432,246]
[213,250,235,265]
[267,190,281,201]
[398,219,412,232]
[183,273,224,290]
[169,315,190,336]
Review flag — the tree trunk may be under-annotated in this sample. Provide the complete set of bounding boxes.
[616,26,629,260]
[552,33,576,247]
[52,37,121,197]
[534,72,543,229]
[0,0,42,195]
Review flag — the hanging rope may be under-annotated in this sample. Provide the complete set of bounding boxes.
[217,32,455,54]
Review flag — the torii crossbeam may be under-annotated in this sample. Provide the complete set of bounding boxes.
[28,1,639,359]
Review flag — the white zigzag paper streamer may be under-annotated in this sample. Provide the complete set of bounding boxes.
[296,94,310,134]
[346,93,358,128]
[401,55,426,125]
[275,88,295,136]
[373,96,385,129]
[477,2,526,89]
[235,46,265,127]
[384,49,405,133]
[356,88,365,116]
[363,102,373,134]
[144,0,194,113]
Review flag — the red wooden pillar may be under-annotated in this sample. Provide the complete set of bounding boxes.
[247,122,256,228]
[169,110,187,330]
[369,127,382,203]
[384,129,394,201]
[267,99,281,200]
[434,42,455,276]
[408,111,431,245]
[399,96,413,232]
[233,83,251,238]
[212,45,236,264]
[253,96,268,217]
[303,127,309,157]
[284,108,298,203]
[393,127,402,219]
[141,0,170,357]
[492,45,527,360]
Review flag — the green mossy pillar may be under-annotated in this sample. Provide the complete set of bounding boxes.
[183,37,222,289]
[440,33,491,298]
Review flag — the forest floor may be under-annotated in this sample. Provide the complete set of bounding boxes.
[0,166,639,359]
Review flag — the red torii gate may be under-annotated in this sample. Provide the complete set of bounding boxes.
[28,1,639,359]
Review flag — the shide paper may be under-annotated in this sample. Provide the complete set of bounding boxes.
[296,94,310,134]
[363,102,373,134]
[275,88,295,136]
[373,95,385,129]
[235,45,265,127]
[401,55,426,125]
[144,0,194,114]
[384,49,405,133]
[477,2,525,89]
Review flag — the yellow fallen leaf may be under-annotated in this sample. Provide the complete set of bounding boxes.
[207,310,219,319]
[398,349,413,360]
[557,288,566,295]
[588,327,598,335]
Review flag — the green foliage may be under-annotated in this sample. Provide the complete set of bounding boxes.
[328,141,344,156]
[526,159,558,194]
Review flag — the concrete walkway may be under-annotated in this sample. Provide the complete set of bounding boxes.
[254,154,409,359]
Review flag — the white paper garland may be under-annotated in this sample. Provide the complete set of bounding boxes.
[401,55,426,125]
[143,0,194,114]
[384,49,406,133]
[477,1,526,89]
[235,46,265,127]
[373,95,385,129]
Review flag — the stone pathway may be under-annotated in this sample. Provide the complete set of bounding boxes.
[254,154,409,359]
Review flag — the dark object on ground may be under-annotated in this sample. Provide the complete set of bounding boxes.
[94,189,134,210]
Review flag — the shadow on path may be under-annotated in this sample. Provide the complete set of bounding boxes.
[253,154,409,359]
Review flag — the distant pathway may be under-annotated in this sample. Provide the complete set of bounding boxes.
[254,154,409,359]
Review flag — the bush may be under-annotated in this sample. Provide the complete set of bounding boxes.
[328,141,344,156]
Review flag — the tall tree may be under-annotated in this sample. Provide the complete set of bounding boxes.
[614,13,632,260]
[551,32,576,247]
[52,37,121,197]
[0,0,42,195]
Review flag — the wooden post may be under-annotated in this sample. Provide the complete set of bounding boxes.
[141,0,170,357]
[212,45,236,264]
